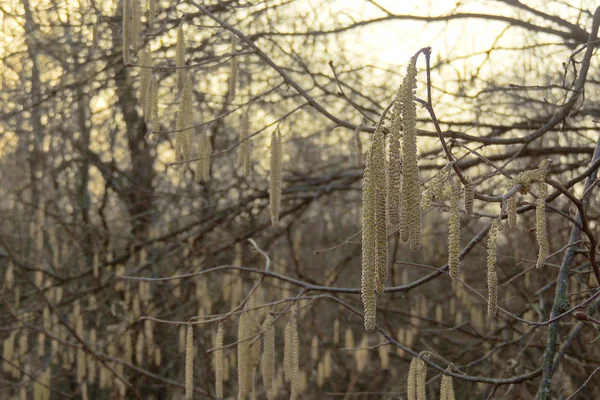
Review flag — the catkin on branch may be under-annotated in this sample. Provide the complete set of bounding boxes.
[415,357,427,400]
[237,109,251,175]
[122,0,131,64]
[215,322,224,399]
[463,176,474,216]
[261,315,274,400]
[185,324,194,400]
[196,133,212,182]
[440,374,456,400]
[487,220,499,318]
[361,148,377,332]
[536,183,548,269]
[176,25,186,91]
[176,77,193,162]
[399,57,421,250]
[387,88,403,225]
[407,357,418,400]
[139,50,152,115]
[238,312,251,400]
[289,313,300,400]
[448,179,460,279]
[507,196,517,229]
[372,128,388,294]
[284,320,292,383]
[269,131,282,227]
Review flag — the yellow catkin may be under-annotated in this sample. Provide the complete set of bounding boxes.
[269,130,282,227]
[261,316,274,400]
[361,146,377,332]
[311,335,319,362]
[372,128,388,294]
[176,25,186,91]
[407,357,418,400]
[147,0,156,26]
[215,322,224,399]
[344,328,354,350]
[323,351,332,379]
[135,331,144,365]
[416,358,427,400]
[536,183,548,269]
[176,77,193,162]
[355,335,368,372]
[238,313,251,400]
[463,176,474,216]
[378,343,389,369]
[196,133,212,182]
[139,50,152,115]
[122,0,131,64]
[185,324,194,400]
[289,313,300,400]
[283,318,292,382]
[333,319,340,345]
[440,373,456,400]
[387,86,403,226]
[229,35,238,100]
[400,57,421,250]
[487,220,499,318]
[507,195,517,228]
[448,179,460,279]
[237,108,251,176]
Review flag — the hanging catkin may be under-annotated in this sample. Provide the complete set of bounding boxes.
[147,0,156,26]
[387,87,403,226]
[176,77,193,162]
[229,36,238,100]
[415,357,427,400]
[372,128,388,294]
[507,196,517,228]
[463,176,474,216]
[122,0,131,64]
[487,220,499,318]
[361,147,377,332]
[440,374,456,400]
[399,57,421,250]
[448,179,460,279]
[407,357,418,400]
[283,321,292,382]
[185,324,194,400]
[131,0,141,51]
[289,313,300,400]
[260,315,274,400]
[237,108,251,176]
[176,25,186,91]
[196,133,212,182]
[536,183,548,269]
[269,131,282,227]
[238,312,251,400]
[139,50,152,114]
[215,322,224,399]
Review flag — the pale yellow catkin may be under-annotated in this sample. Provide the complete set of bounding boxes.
[355,335,368,372]
[448,180,460,279]
[464,175,474,216]
[185,324,194,400]
[536,183,548,269]
[139,50,152,115]
[269,130,282,227]
[215,322,224,399]
[131,0,141,51]
[147,0,156,26]
[507,195,517,228]
[361,145,377,332]
[238,313,251,400]
[196,133,212,182]
[283,318,292,382]
[229,35,238,100]
[400,57,421,250]
[416,358,427,400]
[311,335,319,362]
[407,357,418,400]
[378,344,389,369]
[333,319,340,345]
[372,128,388,294]
[237,108,251,176]
[260,316,274,400]
[176,25,186,91]
[345,328,354,350]
[289,313,300,400]
[176,77,193,162]
[387,86,403,226]
[323,351,332,379]
[122,0,131,64]
[487,220,499,318]
[440,374,456,400]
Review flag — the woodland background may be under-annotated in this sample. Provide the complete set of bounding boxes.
[1,0,600,399]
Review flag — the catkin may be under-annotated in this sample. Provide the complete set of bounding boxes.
[289,313,300,400]
[176,77,193,162]
[131,0,140,51]
[416,357,427,400]
[463,176,474,216]
[373,128,389,294]
[185,324,194,400]
[387,87,403,226]
[440,374,456,400]
[261,316,274,400]
[238,313,251,400]
[487,220,499,318]
[147,0,156,26]
[176,25,186,91]
[284,319,292,382]
[311,335,319,362]
[399,57,421,250]
[448,179,460,279]
[355,335,368,372]
[507,195,517,228]
[237,108,251,176]
[536,183,548,269]
[139,50,152,115]
[407,357,418,400]
[215,322,224,399]
[196,133,212,182]
[269,131,282,227]
[361,147,377,332]
[122,0,131,64]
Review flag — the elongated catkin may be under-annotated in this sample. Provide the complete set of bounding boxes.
[139,50,152,114]
[215,322,224,399]
[407,357,418,400]
[463,176,474,216]
[440,374,456,400]
[261,315,274,400]
[372,128,388,294]
[185,324,194,400]
[448,180,460,279]
[238,313,251,400]
[507,195,517,228]
[289,313,299,400]
[387,86,403,225]
[536,183,548,269]
[176,77,193,162]
[229,36,238,100]
[122,0,131,64]
[487,220,499,318]
[361,147,377,332]
[269,131,282,227]
[237,109,251,175]
[399,57,421,250]
[176,25,186,90]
